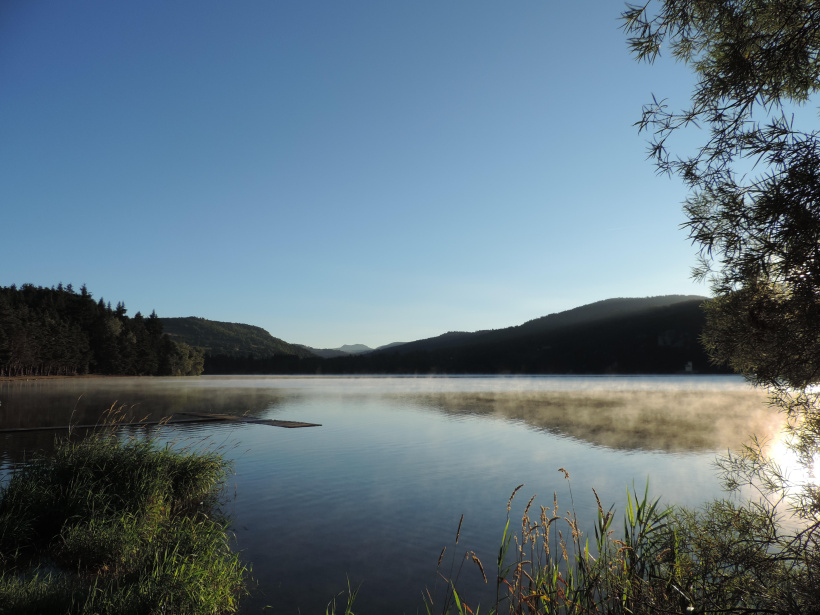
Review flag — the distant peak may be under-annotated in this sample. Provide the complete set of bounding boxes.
[337,344,372,354]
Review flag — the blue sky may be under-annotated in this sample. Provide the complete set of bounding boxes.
[2,1,705,348]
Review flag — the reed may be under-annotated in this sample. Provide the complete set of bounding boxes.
[425,473,679,615]
[0,422,247,614]
[324,577,361,615]
[422,466,818,615]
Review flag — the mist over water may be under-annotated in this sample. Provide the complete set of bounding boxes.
[0,375,780,613]
[419,389,775,452]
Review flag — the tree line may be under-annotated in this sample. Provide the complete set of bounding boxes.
[0,284,203,377]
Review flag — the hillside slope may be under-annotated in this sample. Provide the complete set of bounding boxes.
[160,317,315,359]
[316,295,720,374]
[380,295,707,355]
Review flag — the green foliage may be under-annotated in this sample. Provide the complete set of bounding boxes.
[421,473,819,615]
[160,316,315,359]
[0,430,246,614]
[0,284,203,377]
[622,0,820,391]
[662,433,820,613]
[324,578,360,615]
[160,337,207,377]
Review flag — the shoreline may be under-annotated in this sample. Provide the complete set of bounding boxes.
[0,374,134,383]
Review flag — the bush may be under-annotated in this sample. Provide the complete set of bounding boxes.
[0,431,247,615]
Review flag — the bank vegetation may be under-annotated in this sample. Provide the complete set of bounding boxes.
[0,424,246,614]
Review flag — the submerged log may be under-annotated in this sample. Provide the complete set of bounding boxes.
[175,411,321,428]
[0,412,321,432]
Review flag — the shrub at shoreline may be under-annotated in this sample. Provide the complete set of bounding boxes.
[0,431,247,614]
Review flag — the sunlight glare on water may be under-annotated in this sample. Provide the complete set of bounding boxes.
[766,431,820,487]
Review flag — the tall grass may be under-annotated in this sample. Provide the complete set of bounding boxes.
[0,423,247,614]
[421,467,819,615]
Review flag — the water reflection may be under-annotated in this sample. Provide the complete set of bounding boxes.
[0,378,290,427]
[764,429,820,487]
[0,377,292,465]
[0,376,781,458]
[414,389,777,452]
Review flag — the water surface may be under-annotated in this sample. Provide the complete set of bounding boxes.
[0,375,778,613]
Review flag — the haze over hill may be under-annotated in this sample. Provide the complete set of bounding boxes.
[297,342,408,358]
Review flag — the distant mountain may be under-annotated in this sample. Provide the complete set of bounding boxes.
[336,344,370,354]
[160,317,315,359]
[295,342,406,358]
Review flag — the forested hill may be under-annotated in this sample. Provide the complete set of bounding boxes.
[160,317,315,359]
[1,287,721,377]
[0,284,204,377]
[310,295,721,375]
[206,295,725,375]
[379,295,708,355]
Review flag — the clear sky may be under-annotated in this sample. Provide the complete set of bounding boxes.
[2,1,706,349]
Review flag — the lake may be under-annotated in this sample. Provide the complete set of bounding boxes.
[0,375,780,613]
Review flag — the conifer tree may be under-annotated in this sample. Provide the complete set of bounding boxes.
[623,1,820,393]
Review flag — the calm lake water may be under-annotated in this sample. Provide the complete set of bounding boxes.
[0,375,781,613]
